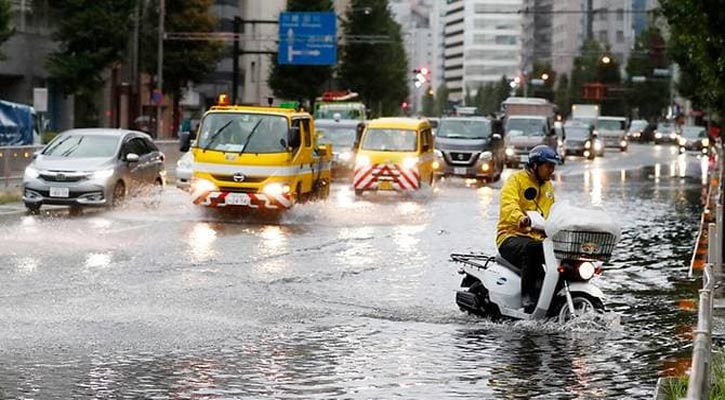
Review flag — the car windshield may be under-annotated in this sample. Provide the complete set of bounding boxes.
[361,128,417,152]
[437,119,491,139]
[566,126,590,138]
[42,134,119,158]
[197,113,288,153]
[598,119,625,130]
[681,127,707,138]
[657,123,674,132]
[629,120,648,131]
[506,118,545,137]
[314,105,365,121]
[317,126,356,148]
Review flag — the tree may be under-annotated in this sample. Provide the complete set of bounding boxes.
[569,40,603,104]
[339,0,409,117]
[660,0,725,125]
[0,0,13,60]
[47,0,136,126]
[141,0,223,136]
[268,0,334,108]
[495,75,510,108]
[433,83,449,116]
[421,86,435,116]
[623,27,669,120]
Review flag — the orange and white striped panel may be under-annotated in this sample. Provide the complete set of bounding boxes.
[353,163,420,191]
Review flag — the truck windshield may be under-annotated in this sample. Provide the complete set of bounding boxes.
[317,126,356,148]
[361,129,417,152]
[598,119,625,130]
[506,118,545,137]
[43,134,119,158]
[197,113,288,153]
[436,119,491,139]
[314,104,365,120]
[681,127,707,138]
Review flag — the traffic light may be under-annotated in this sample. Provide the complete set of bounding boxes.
[412,67,431,88]
[401,101,409,109]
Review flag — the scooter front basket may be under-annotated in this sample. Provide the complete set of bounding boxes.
[551,230,617,262]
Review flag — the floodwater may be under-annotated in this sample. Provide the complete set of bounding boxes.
[0,146,709,399]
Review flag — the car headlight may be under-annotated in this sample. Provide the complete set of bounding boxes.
[702,138,710,146]
[262,182,291,196]
[593,141,603,151]
[339,151,353,162]
[355,154,370,168]
[669,132,677,139]
[655,132,662,139]
[24,166,39,180]
[678,137,687,146]
[578,262,596,280]
[401,156,418,170]
[505,147,515,156]
[434,149,443,158]
[634,132,641,137]
[478,151,493,161]
[620,140,628,147]
[92,168,115,180]
[584,140,591,149]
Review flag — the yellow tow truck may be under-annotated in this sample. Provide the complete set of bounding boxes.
[181,96,332,211]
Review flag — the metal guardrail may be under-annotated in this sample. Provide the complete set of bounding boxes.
[685,146,723,400]
[0,141,181,189]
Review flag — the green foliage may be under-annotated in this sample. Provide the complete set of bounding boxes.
[141,0,223,100]
[569,40,604,104]
[268,0,334,105]
[0,0,14,60]
[0,190,21,205]
[339,0,409,117]
[660,0,725,121]
[433,83,449,116]
[624,27,669,120]
[476,83,497,116]
[495,75,510,107]
[47,1,136,96]
[41,131,59,144]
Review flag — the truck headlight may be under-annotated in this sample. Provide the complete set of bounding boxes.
[620,140,628,148]
[655,132,662,139]
[401,156,418,170]
[191,178,217,194]
[702,138,710,146]
[593,141,603,151]
[262,182,291,196]
[92,168,115,180]
[355,154,370,168]
[505,147,515,156]
[24,166,39,180]
[678,137,687,146]
[434,149,443,158]
[584,140,591,149]
[478,151,493,161]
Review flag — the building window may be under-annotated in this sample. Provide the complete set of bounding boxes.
[616,8,624,21]
[598,30,608,43]
[616,30,624,43]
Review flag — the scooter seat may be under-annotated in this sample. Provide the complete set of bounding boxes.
[496,255,522,276]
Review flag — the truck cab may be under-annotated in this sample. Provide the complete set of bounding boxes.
[183,99,332,211]
[596,116,628,151]
[501,97,559,167]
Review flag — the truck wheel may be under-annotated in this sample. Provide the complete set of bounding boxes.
[320,180,330,199]
[354,189,363,197]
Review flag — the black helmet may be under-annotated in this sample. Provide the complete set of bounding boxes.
[528,144,561,165]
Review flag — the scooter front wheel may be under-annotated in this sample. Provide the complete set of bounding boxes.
[551,292,604,323]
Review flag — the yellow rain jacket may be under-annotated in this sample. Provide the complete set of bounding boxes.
[496,169,555,247]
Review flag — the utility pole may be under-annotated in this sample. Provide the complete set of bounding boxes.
[232,16,241,105]
[586,0,594,41]
[156,0,165,138]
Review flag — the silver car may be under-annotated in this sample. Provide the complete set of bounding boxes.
[175,151,193,191]
[23,128,166,212]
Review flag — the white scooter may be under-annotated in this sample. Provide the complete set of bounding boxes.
[452,200,620,322]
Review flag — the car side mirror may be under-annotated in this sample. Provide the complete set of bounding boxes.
[179,131,191,152]
[280,138,288,151]
[288,127,301,148]
[125,153,140,162]
[32,150,41,160]
[492,133,502,141]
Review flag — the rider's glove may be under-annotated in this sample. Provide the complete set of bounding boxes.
[519,216,531,228]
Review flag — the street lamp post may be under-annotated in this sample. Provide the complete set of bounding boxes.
[156,0,165,138]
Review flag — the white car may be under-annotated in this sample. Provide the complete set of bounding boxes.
[175,151,193,191]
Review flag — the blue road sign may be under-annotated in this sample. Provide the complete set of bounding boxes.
[278,12,337,66]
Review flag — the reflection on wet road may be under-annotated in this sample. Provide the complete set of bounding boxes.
[0,145,709,398]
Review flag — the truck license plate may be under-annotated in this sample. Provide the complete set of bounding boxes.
[49,187,69,198]
[224,193,251,206]
[454,167,467,175]
[378,181,393,190]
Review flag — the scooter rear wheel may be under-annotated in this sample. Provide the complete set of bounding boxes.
[551,292,604,323]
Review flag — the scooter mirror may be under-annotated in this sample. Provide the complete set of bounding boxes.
[524,187,537,200]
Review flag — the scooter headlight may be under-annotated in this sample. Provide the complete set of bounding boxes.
[578,262,596,280]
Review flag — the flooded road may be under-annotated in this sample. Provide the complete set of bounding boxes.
[0,145,710,399]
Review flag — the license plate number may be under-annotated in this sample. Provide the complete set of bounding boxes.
[49,187,69,197]
[454,167,467,175]
[378,181,393,190]
[224,193,251,206]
